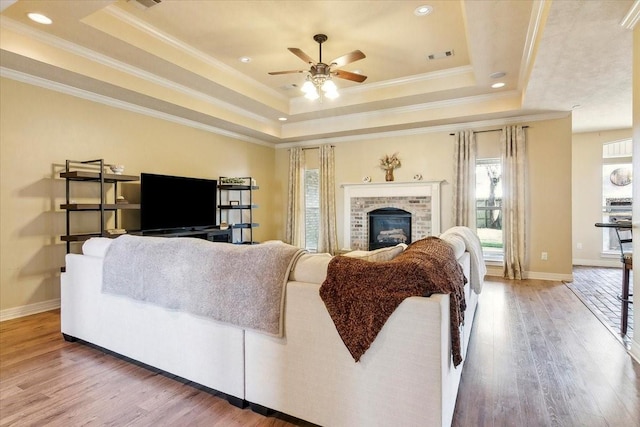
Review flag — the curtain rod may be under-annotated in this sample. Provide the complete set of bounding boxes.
[287,145,335,151]
[449,125,529,136]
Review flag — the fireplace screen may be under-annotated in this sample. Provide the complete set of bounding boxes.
[368,208,412,250]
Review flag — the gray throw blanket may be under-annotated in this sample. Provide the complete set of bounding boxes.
[102,235,304,337]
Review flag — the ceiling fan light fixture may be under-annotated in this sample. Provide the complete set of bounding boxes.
[321,79,337,93]
[304,89,320,100]
[270,33,366,102]
[301,79,316,94]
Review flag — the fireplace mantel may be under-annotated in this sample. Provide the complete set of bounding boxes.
[341,181,443,250]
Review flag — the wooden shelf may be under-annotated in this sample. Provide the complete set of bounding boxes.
[60,171,139,182]
[230,223,259,229]
[61,203,140,211]
[218,184,259,191]
[60,232,103,242]
[218,204,258,210]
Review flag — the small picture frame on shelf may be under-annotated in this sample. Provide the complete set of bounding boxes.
[229,200,240,206]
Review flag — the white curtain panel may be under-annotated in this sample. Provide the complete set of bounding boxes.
[501,125,527,280]
[453,130,477,227]
[285,147,305,247]
[318,144,339,254]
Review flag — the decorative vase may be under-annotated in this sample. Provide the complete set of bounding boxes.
[385,168,394,182]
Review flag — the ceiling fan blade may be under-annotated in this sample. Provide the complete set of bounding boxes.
[334,69,367,83]
[288,47,316,65]
[268,70,305,75]
[330,50,365,67]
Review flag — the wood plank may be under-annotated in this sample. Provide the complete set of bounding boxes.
[452,277,640,427]
[2,275,640,427]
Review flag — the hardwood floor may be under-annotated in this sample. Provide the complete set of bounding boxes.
[453,278,640,427]
[1,278,639,426]
[0,311,311,427]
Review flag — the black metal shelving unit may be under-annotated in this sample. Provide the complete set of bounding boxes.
[60,159,139,253]
[217,177,258,244]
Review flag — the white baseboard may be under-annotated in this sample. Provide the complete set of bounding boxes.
[630,341,640,365]
[485,265,503,277]
[573,258,620,268]
[485,265,572,282]
[0,299,60,322]
[524,271,574,282]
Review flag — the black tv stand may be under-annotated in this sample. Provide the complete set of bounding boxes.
[135,227,231,243]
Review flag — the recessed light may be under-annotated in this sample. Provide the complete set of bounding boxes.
[491,82,505,89]
[239,56,251,63]
[414,5,433,16]
[278,117,288,121]
[490,71,506,79]
[27,12,52,25]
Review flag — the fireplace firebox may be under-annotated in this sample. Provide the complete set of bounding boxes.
[368,208,412,250]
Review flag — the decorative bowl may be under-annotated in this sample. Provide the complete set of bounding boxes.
[110,164,125,174]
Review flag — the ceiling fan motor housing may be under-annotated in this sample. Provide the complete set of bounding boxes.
[311,63,331,78]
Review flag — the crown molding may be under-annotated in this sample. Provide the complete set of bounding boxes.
[289,65,475,111]
[620,0,640,29]
[340,65,474,95]
[0,16,275,127]
[0,0,17,13]
[1,67,275,148]
[275,111,569,149]
[285,89,521,134]
[519,0,551,92]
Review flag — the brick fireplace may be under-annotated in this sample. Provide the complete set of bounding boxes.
[341,181,442,250]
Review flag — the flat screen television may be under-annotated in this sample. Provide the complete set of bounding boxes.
[140,173,217,231]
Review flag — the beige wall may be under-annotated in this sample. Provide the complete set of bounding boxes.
[572,129,633,266]
[275,116,573,278]
[0,73,575,314]
[0,77,277,313]
[631,21,640,362]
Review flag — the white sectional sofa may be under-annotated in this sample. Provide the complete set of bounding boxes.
[61,235,480,426]
[61,251,246,405]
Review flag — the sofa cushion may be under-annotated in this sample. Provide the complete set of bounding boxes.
[342,243,406,262]
[289,253,333,284]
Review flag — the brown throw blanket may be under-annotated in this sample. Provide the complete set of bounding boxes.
[320,237,467,366]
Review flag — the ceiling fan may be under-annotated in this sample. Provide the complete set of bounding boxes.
[269,34,367,99]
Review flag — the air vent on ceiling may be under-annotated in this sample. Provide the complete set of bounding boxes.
[427,50,454,60]
[129,0,161,9]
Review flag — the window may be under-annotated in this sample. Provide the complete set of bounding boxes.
[476,158,503,260]
[304,169,320,252]
[601,140,632,254]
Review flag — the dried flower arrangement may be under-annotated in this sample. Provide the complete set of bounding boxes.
[379,152,401,171]
[379,152,401,182]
